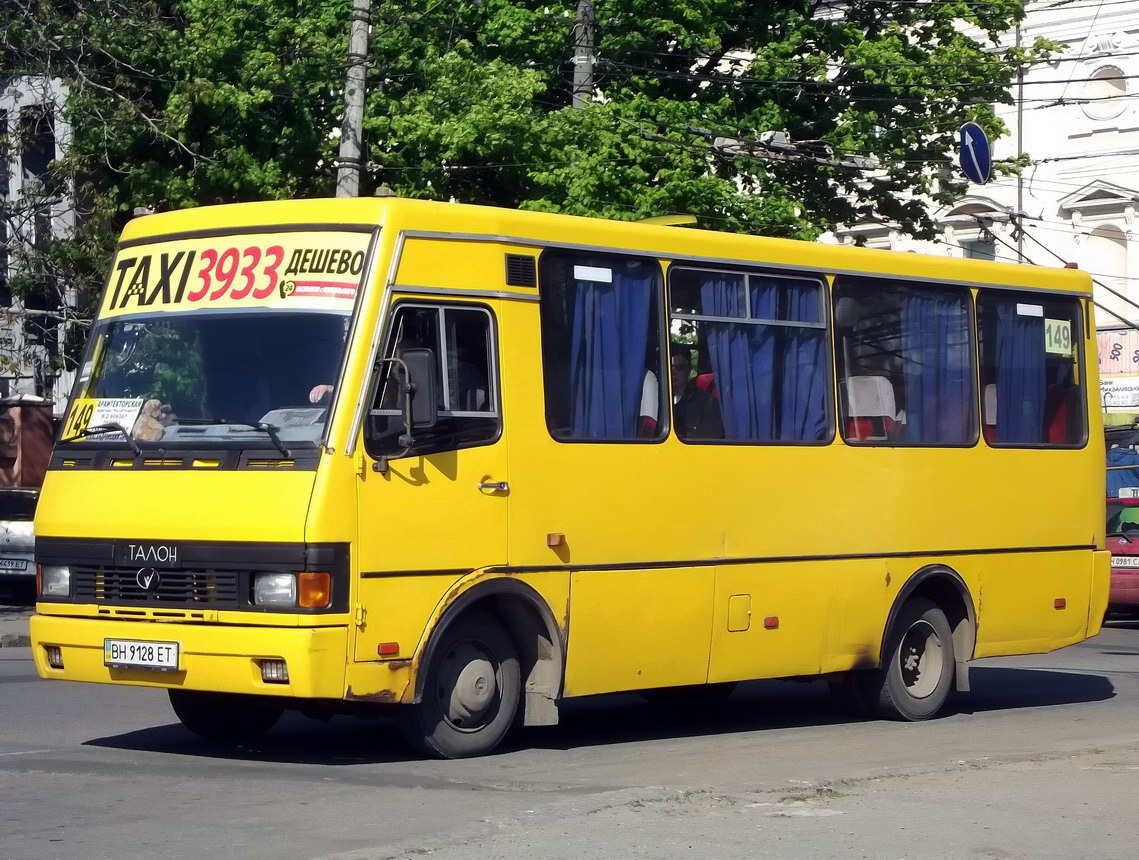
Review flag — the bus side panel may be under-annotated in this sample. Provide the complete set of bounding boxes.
[344,570,570,703]
[973,549,1093,658]
[563,567,713,697]
[708,558,889,683]
[353,573,463,663]
[1088,549,1110,637]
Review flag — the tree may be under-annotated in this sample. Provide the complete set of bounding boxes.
[2,0,1052,350]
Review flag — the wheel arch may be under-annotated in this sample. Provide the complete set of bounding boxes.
[881,564,977,692]
[412,577,564,726]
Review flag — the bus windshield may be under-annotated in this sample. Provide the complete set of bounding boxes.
[64,310,350,448]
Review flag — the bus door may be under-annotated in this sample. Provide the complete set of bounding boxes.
[354,301,508,662]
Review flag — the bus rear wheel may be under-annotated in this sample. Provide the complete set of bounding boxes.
[168,689,283,742]
[398,610,521,759]
[861,597,955,721]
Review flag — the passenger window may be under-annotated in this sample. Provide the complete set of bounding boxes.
[977,292,1085,447]
[834,277,975,446]
[539,250,665,441]
[366,303,499,457]
[668,267,829,443]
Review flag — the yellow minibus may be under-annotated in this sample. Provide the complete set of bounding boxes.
[31,198,1109,757]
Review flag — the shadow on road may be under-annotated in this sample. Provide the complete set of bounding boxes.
[82,666,1115,764]
[523,666,1115,752]
[84,713,421,766]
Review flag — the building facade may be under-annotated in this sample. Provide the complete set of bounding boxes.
[1,75,76,410]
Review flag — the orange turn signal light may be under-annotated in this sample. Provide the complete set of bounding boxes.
[297,571,332,609]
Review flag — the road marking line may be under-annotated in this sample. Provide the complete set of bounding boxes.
[0,749,50,756]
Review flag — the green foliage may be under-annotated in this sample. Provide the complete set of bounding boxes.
[4,0,1049,317]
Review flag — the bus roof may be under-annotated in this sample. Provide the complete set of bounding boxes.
[120,197,1092,295]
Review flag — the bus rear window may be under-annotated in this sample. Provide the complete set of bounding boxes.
[977,292,1086,447]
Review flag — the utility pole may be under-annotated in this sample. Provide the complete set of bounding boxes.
[1015,21,1025,260]
[336,0,371,198]
[571,1,595,108]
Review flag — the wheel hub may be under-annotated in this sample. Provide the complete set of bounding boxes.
[898,620,944,700]
[439,642,498,729]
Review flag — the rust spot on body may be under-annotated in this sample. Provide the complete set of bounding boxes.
[386,659,412,671]
[560,593,571,641]
[344,686,397,703]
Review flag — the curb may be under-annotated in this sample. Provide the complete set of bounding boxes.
[0,632,31,648]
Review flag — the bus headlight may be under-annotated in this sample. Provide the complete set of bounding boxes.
[40,565,71,597]
[253,572,296,607]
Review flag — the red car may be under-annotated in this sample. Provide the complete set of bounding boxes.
[1106,497,1139,611]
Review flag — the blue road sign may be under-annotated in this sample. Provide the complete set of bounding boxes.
[958,122,991,185]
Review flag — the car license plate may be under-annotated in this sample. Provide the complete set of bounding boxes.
[0,559,27,570]
[104,639,180,671]
[1111,555,1139,569]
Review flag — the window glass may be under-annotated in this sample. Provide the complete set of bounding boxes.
[668,268,829,443]
[63,311,348,448]
[539,250,664,441]
[367,304,499,456]
[961,238,996,261]
[977,292,1085,446]
[834,277,975,446]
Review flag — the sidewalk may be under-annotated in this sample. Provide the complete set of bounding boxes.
[0,605,33,648]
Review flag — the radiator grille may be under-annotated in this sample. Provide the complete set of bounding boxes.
[73,566,241,607]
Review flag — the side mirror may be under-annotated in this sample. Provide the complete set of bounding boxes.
[401,347,438,432]
[369,348,440,473]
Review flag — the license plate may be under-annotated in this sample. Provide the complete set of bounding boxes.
[104,639,180,671]
[1111,556,1139,569]
[0,559,27,570]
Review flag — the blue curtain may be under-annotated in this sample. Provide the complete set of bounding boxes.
[701,275,761,439]
[568,266,654,438]
[700,275,826,441]
[901,292,972,443]
[994,302,1046,443]
[778,284,828,440]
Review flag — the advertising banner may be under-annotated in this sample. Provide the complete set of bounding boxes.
[100,229,374,319]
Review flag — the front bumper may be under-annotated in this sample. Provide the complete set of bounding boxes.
[1109,569,1139,608]
[31,614,348,699]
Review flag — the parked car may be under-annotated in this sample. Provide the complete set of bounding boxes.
[1106,424,1139,614]
[1107,497,1139,613]
[0,397,55,602]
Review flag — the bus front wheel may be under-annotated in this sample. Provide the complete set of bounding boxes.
[861,597,955,721]
[398,610,521,759]
[168,689,283,742]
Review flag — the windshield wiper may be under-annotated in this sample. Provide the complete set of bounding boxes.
[59,423,143,456]
[176,418,291,458]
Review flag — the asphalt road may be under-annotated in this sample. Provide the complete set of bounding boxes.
[2,620,1138,859]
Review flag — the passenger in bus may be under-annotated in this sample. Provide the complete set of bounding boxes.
[670,345,724,439]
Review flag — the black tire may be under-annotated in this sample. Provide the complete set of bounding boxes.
[859,597,955,721]
[638,682,737,707]
[397,610,521,759]
[168,689,283,742]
